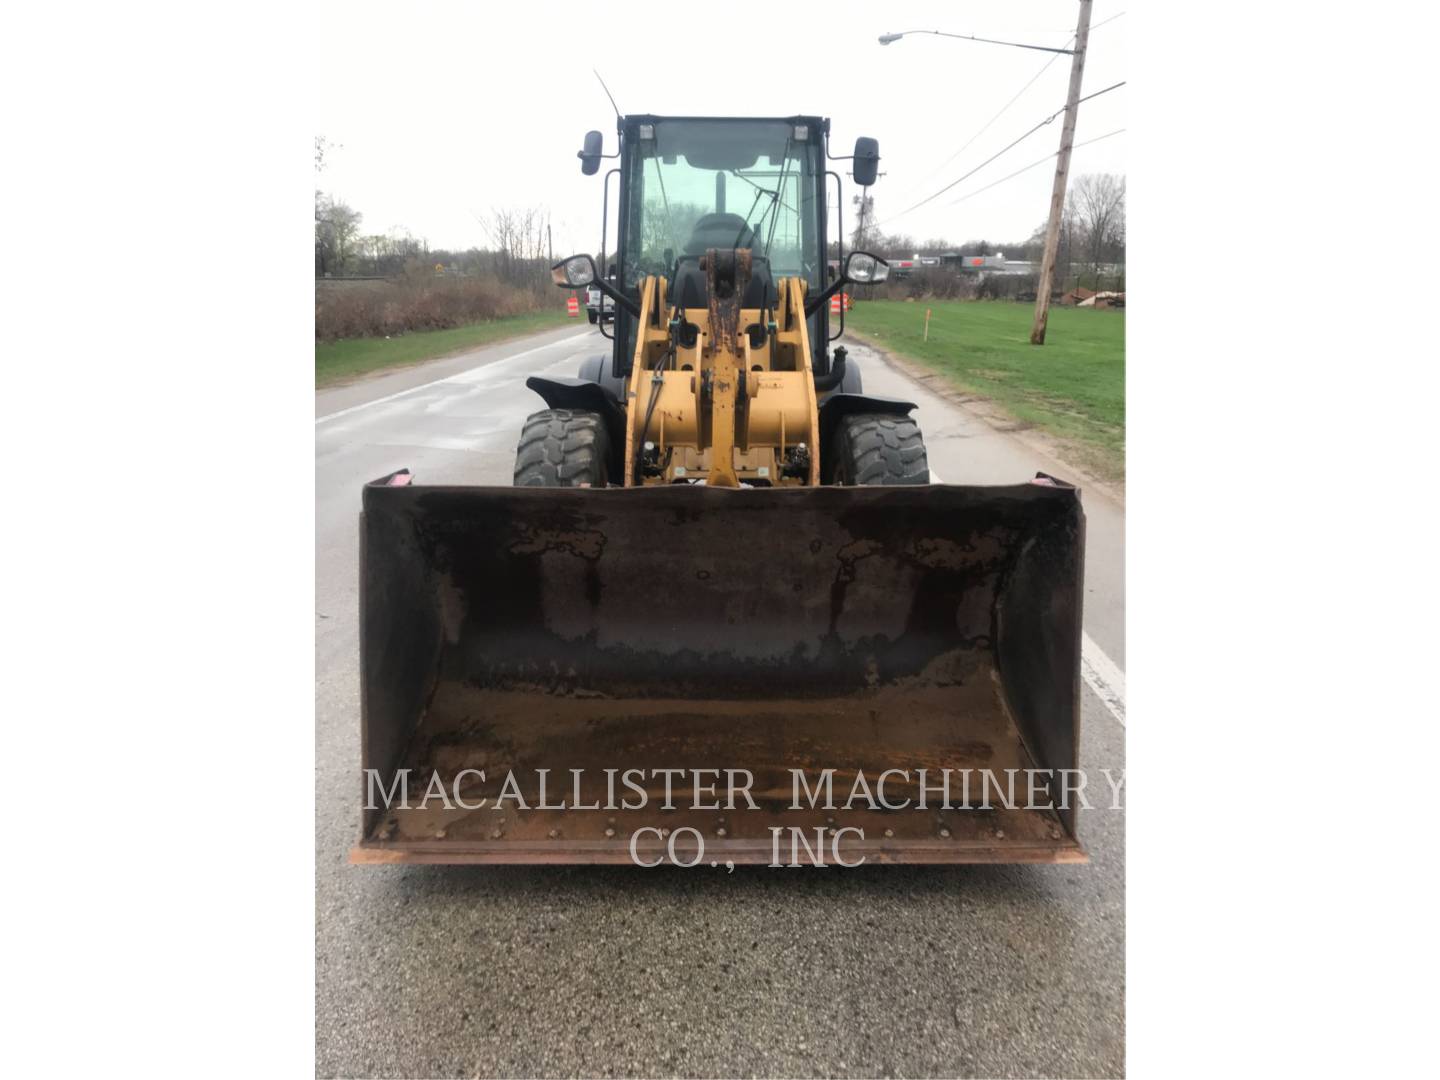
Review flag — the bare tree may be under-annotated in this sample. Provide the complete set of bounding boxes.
[1065,173,1126,274]
[477,206,559,289]
[315,195,362,277]
[850,193,877,251]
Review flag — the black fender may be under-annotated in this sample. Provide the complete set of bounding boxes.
[817,352,864,399]
[576,354,606,383]
[816,393,917,457]
[576,354,628,400]
[524,375,627,482]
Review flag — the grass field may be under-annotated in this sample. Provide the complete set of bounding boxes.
[846,300,1125,477]
[315,310,572,388]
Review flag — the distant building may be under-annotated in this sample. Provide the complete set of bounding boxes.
[936,252,1035,275]
[875,254,944,278]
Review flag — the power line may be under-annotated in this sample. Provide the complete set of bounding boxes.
[944,128,1127,207]
[903,11,1127,193]
[875,81,1126,228]
[1088,10,1128,33]
[914,46,1069,186]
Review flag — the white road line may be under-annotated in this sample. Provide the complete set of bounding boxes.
[315,330,594,425]
[929,465,1126,728]
[1081,632,1126,727]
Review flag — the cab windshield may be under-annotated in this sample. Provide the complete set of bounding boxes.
[622,118,822,291]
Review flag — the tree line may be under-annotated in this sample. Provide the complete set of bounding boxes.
[314,138,555,287]
[314,195,555,286]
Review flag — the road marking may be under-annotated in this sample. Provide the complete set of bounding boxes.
[315,330,594,425]
[1081,631,1126,728]
[929,465,1126,728]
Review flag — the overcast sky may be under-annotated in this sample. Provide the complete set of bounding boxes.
[317,1,1126,256]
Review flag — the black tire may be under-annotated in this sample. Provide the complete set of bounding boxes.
[828,413,929,485]
[586,309,598,324]
[513,409,610,487]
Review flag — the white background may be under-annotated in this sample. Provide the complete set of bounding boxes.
[3,2,1437,1076]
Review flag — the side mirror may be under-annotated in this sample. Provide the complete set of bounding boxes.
[552,253,643,319]
[803,251,890,318]
[551,254,597,289]
[852,137,880,187]
[844,250,890,284]
[578,131,604,176]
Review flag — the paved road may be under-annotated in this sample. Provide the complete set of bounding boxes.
[316,326,1126,1079]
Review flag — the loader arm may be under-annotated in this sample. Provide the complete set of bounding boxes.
[621,255,821,488]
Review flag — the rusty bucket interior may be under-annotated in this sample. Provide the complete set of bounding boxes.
[354,478,1085,866]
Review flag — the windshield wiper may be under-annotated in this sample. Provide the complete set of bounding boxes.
[762,134,795,260]
[647,146,680,258]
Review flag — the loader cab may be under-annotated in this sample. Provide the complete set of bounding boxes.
[610,115,832,379]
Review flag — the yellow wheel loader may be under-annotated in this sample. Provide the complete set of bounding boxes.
[353,116,1086,866]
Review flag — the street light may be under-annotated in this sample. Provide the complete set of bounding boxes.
[877,29,1074,55]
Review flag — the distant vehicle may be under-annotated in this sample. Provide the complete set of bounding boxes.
[585,282,614,324]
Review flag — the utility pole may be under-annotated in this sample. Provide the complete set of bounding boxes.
[1030,0,1092,345]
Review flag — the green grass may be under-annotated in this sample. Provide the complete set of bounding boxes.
[315,310,573,388]
[847,300,1125,477]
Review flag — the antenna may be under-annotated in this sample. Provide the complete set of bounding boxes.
[593,70,621,119]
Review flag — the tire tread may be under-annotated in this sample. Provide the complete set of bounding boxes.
[513,409,609,487]
[830,413,929,485]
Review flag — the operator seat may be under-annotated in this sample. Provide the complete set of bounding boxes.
[670,213,777,310]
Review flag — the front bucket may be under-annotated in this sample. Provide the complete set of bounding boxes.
[353,476,1085,866]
